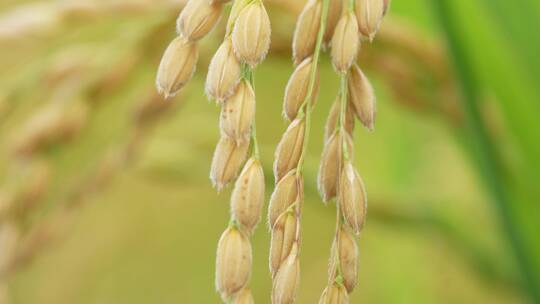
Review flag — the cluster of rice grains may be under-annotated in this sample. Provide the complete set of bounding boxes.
[156,0,271,303]
[269,0,388,303]
[156,0,387,302]
[318,0,388,303]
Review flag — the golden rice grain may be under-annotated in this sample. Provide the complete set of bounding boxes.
[336,226,358,292]
[210,136,249,191]
[283,57,320,120]
[156,36,198,98]
[269,212,297,277]
[216,226,252,300]
[232,1,271,67]
[317,131,353,203]
[348,64,376,131]
[231,158,265,233]
[272,244,300,304]
[338,162,367,234]
[355,0,386,41]
[206,37,242,102]
[268,170,302,228]
[220,81,256,144]
[331,12,360,73]
[177,0,223,41]
[273,118,306,183]
[292,0,322,65]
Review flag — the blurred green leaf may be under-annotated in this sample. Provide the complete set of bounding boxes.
[431,0,540,301]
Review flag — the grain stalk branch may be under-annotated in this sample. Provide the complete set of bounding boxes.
[318,0,388,301]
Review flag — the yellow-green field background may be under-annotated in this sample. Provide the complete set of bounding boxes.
[1,0,539,303]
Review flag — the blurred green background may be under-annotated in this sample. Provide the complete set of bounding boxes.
[1,0,539,303]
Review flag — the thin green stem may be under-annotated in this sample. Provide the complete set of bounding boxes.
[250,120,260,159]
[291,0,330,247]
[331,207,344,281]
[241,64,260,159]
[334,273,344,286]
[228,218,239,229]
[338,76,348,129]
[348,0,355,12]
[431,0,540,301]
[331,74,350,282]
[338,74,350,160]
[296,0,331,174]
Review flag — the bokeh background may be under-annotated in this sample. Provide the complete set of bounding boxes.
[1,0,539,303]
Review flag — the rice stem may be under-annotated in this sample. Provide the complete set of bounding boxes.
[296,0,331,174]
[241,64,260,159]
[338,73,350,160]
